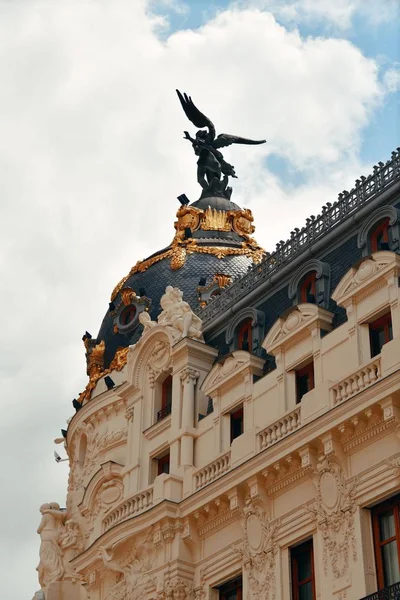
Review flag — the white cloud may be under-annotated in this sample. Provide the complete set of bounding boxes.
[383,67,400,93]
[238,0,400,30]
[0,2,392,598]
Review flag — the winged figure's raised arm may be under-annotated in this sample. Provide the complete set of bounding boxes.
[213,133,266,149]
[176,90,216,141]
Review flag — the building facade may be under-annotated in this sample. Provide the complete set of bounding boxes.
[34,149,400,600]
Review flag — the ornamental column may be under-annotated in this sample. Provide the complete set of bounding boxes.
[180,367,199,467]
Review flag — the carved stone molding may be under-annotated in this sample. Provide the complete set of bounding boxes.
[307,457,358,583]
[161,576,193,599]
[99,531,158,600]
[233,498,279,600]
[332,251,400,308]
[180,367,200,384]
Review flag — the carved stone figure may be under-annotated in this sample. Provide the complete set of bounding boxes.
[36,503,67,589]
[59,519,83,567]
[177,90,266,199]
[100,532,158,600]
[141,287,204,343]
[158,286,203,342]
[139,310,157,332]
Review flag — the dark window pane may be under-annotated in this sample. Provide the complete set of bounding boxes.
[382,540,400,586]
[299,581,313,600]
[379,510,396,541]
[297,548,312,581]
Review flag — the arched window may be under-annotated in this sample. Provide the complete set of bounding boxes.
[237,319,252,352]
[370,218,390,253]
[357,206,400,257]
[299,271,317,304]
[288,260,330,309]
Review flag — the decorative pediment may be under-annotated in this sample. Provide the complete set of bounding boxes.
[332,251,400,308]
[201,350,264,396]
[263,304,334,355]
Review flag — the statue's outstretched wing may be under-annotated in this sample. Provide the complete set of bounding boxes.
[213,133,266,149]
[176,90,215,140]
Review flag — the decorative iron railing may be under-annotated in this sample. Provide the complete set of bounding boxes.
[198,149,400,326]
[157,403,172,421]
[360,581,400,599]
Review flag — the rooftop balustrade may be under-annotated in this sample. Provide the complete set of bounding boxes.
[198,149,400,326]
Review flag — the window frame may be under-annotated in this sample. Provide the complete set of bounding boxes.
[219,575,243,600]
[156,451,170,477]
[369,311,393,358]
[295,361,315,404]
[237,319,252,352]
[372,495,400,590]
[299,271,317,304]
[370,218,390,253]
[290,539,316,600]
[230,405,244,444]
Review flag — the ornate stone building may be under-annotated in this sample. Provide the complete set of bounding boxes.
[34,148,400,600]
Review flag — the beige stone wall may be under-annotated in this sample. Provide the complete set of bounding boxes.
[39,251,400,599]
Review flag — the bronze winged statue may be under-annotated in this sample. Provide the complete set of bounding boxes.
[176,90,266,199]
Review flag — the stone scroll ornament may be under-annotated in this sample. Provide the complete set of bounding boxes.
[176,90,266,199]
[139,286,204,343]
[233,497,279,600]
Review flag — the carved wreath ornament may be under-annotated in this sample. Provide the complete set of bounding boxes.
[233,498,278,600]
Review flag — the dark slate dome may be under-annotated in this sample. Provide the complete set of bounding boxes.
[95,195,265,368]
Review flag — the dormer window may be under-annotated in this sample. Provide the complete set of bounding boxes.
[237,319,252,352]
[370,218,390,252]
[369,312,393,358]
[296,361,315,403]
[299,271,317,304]
[230,405,244,443]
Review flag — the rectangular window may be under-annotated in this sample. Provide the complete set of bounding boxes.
[157,375,173,421]
[291,539,316,600]
[372,495,400,589]
[156,452,170,476]
[296,361,315,403]
[369,312,393,358]
[230,406,244,444]
[219,575,243,600]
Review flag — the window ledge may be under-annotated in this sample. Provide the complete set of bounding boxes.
[144,415,172,440]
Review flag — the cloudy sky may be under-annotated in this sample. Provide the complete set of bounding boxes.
[0,0,399,596]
